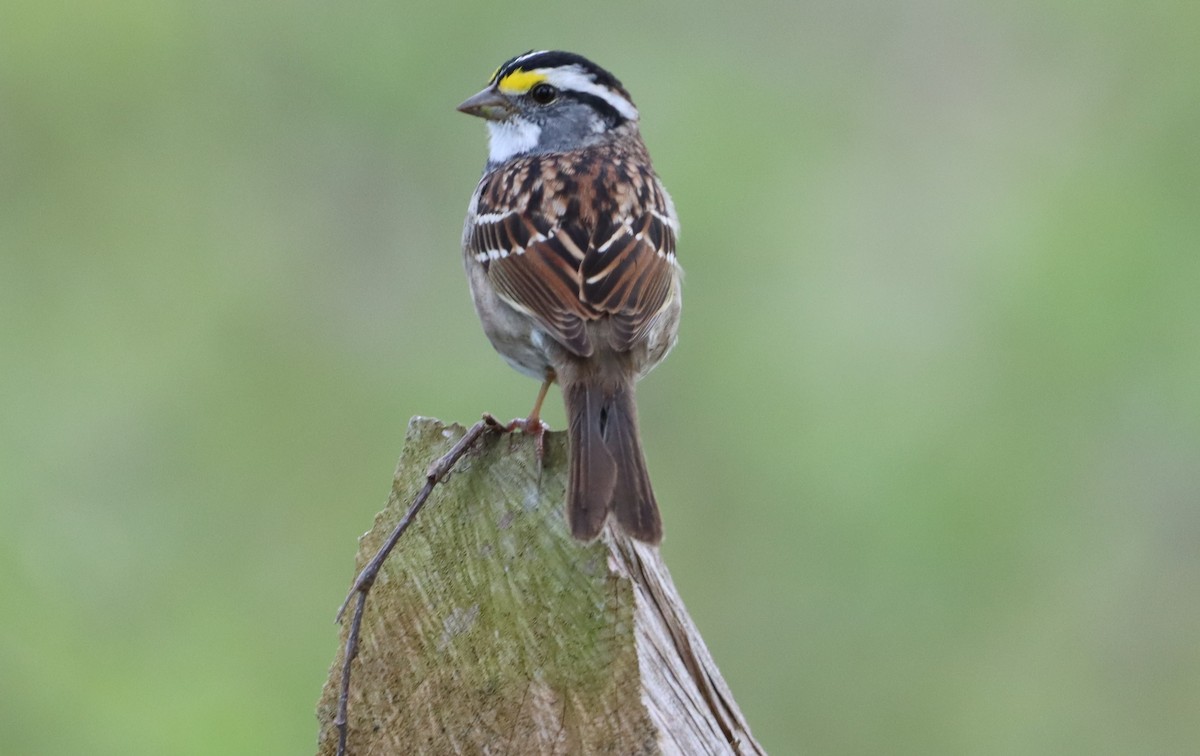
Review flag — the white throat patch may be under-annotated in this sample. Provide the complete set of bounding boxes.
[486,118,541,164]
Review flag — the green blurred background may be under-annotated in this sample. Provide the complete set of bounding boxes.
[3,1,1198,754]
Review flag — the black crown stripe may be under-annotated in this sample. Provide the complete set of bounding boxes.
[492,50,627,96]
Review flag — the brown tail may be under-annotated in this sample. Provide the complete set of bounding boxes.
[563,380,663,544]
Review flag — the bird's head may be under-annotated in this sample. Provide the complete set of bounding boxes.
[458,50,640,165]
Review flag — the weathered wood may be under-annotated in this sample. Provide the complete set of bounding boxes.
[316,417,763,755]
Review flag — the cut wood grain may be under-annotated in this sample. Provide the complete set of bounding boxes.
[316,417,763,755]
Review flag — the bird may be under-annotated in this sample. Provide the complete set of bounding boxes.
[458,50,682,544]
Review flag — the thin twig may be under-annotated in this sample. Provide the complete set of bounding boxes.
[333,415,505,756]
[334,592,366,756]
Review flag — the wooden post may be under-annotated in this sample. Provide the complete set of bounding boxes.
[316,417,764,755]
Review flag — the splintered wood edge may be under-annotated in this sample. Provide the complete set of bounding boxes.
[316,417,762,755]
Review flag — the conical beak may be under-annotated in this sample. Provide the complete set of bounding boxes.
[457,88,516,121]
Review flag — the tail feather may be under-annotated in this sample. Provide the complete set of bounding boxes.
[607,387,662,542]
[564,380,663,544]
[565,382,617,541]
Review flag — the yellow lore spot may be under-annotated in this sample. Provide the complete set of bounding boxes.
[496,69,547,94]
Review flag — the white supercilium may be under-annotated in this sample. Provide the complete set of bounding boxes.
[544,67,639,121]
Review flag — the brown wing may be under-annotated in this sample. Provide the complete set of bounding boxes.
[580,211,677,352]
[475,209,677,358]
[468,210,596,356]
[467,148,678,358]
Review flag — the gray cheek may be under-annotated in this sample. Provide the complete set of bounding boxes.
[533,103,601,152]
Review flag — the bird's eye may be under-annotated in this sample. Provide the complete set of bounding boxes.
[529,83,558,104]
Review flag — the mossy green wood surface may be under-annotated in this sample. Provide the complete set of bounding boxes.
[316,418,762,755]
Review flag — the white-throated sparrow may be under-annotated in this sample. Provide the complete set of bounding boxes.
[458,51,682,544]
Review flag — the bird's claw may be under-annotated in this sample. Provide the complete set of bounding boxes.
[480,413,550,467]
